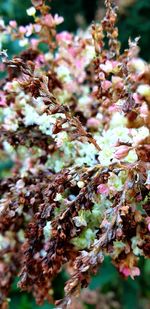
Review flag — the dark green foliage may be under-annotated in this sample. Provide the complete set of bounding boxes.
[117,0,150,61]
[0,0,31,25]
[0,160,13,178]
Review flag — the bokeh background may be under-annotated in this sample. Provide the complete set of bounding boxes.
[0,0,150,308]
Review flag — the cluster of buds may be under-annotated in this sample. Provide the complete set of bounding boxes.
[0,0,150,308]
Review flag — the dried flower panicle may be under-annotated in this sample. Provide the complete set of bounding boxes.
[0,0,150,308]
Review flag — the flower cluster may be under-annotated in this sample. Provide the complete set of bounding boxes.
[0,0,150,308]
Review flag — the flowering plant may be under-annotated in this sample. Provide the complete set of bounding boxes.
[0,0,150,308]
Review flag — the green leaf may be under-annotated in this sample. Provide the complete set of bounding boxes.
[89,257,118,290]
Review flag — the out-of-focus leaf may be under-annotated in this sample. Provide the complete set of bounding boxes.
[121,279,140,309]
[89,257,118,290]
[11,277,19,293]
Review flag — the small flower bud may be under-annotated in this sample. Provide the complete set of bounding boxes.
[100,60,113,73]
[77,181,85,188]
[9,20,17,28]
[101,80,112,91]
[87,117,100,128]
[114,145,131,160]
[26,7,36,16]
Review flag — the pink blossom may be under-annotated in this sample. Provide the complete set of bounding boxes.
[87,117,101,128]
[101,80,112,91]
[133,93,142,104]
[68,47,77,58]
[54,14,64,25]
[130,267,140,279]
[120,265,140,278]
[25,24,33,37]
[112,76,123,90]
[34,24,42,32]
[111,60,120,69]
[120,266,131,277]
[43,14,64,27]
[108,104,120,112]
[56,31,72,42]
[0,92,6,106]
[9,20,17,28]
[31,38,39,49]
[31,0,43,6]
[97,184,109,196]
[114,145,131,160]
[19,26,26,34]
[102,98,110,106]
[75,59,83,70]
[43,14,54,27]
[92,85,98,92]
[98,72,105,80]
[77,72,86,83]
[140,103,148,119]
[100,60,113,73]
[100,61,120,73]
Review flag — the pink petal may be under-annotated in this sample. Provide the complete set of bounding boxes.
[97,184,109,196]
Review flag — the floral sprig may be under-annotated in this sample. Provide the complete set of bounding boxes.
[0,0,150,308]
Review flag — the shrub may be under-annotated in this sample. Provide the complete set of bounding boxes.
[0,0,150,308]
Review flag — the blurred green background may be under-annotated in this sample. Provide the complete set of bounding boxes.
[0,0,150,308]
